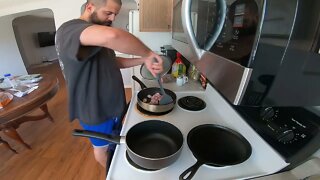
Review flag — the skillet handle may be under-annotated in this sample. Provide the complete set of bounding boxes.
[179,161,203,180]
[72,129,122,144]
[132,75,147,89]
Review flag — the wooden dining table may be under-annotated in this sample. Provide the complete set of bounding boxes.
[0,74,59,153]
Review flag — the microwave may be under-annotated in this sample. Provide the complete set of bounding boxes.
[172,0,320,107]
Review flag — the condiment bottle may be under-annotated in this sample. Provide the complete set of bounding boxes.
[188,64,200,80]
[3,74,16,88]
[171,52,186,78]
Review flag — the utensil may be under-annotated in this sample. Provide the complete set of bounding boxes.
[156,73,173,105]
[151,58,173,105]
[132,75,176,113]
[140,55,172,80]
[73,120,183,170]
[179,124,252,180]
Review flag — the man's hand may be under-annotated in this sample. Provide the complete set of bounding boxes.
[143,52,164,77]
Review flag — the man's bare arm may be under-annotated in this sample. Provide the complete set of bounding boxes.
[116,57,144,69]
[80,25,150,57]
[80,25,163,76]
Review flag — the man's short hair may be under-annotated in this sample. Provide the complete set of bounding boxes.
[87,0,122,8]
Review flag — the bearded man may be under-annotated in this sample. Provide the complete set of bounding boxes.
[55,0,163,167]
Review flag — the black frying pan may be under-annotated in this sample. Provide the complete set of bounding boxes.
[132,75,176,113]
[73,120,183,170]
[179,124,252,180]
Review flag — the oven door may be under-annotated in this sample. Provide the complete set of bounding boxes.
[181,0,264,104]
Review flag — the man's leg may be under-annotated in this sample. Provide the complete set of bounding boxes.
[93,146,109,168]
[79,118,117,167]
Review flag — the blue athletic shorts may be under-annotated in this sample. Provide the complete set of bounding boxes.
[79,117,120,147]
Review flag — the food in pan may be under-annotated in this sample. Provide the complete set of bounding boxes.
[149,93,163,105]
[142,93,163,105]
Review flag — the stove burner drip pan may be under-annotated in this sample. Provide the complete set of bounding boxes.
[178,96,206,111]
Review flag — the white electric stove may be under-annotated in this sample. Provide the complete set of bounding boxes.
[106,82,288,180]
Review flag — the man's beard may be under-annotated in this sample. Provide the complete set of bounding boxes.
[89,11,112,26]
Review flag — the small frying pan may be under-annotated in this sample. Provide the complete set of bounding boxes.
[132,75,176,113]
[179,124,252,180]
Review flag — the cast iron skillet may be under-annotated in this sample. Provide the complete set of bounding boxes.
[73,120,183,170]
[179,124,252,180]
[132,75,176,113]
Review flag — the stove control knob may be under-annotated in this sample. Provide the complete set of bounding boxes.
[260,107,277,122]
[277,129,295,143]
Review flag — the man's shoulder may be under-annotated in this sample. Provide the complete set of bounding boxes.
[58,19,84,30]
[56,19,93,42]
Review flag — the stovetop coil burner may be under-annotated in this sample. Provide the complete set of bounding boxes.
[136,104,173,116]
[125,151,159,171]
[178,96,206,111]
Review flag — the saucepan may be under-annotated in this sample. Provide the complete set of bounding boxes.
[179,124,252,180]
[73,120,183,170]
[132,75,176,113]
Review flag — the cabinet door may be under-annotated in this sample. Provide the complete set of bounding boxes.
[139,0,172,32]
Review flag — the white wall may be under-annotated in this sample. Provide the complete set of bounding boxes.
[0,15,28,76]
